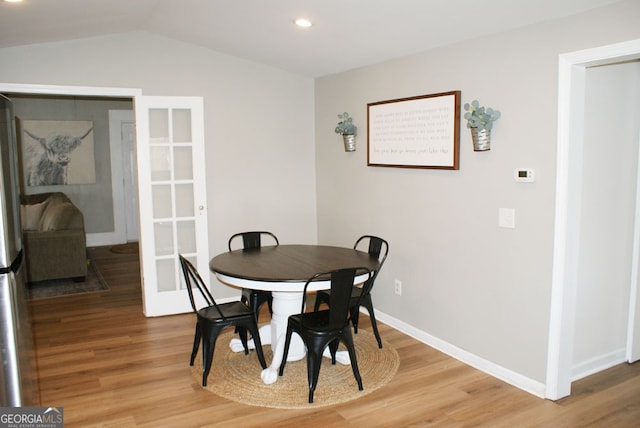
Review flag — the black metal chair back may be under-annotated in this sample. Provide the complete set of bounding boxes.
[227,231,280,341]
[303,268,370,330]
[354,235,389,297]
[179,255,219,315]
[228,231,279,251]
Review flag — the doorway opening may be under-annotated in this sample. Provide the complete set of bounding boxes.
[547,38,640,400]
[109,109,138,244]
[0,85,141,248]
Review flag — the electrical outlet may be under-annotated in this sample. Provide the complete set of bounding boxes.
[394,279,402,296]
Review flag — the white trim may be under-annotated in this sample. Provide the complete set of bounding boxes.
[86,233,120,247]
[572,349,626,382]
[559,39,640,67]
[215,272,372,292]
[628,104,640,363]
[373,309,546,398]
[547,38,640,400]
[0,83,141,98]
[547,55,586,401]
[100,109,134,246]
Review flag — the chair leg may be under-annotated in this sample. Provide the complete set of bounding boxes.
[278,324,294,376]
[201,325,225,387]
[306,346,324,403]
[328,339,339,365]
[342,329,363,391]
[350,304,360,334]
[190,323,202,366]
[266,294,273,316]
[247,319,267,369]
[251,292,272,330]
[237,326,250,355]
[363,297,383,349]
[236,292,250,337]
[251,293,262,326]
[201,342,211,386]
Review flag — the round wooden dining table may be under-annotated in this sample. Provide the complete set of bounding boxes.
[210,244,380,384]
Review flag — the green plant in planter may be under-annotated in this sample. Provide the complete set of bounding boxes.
[335,112,358,135]
[463,100,501,131]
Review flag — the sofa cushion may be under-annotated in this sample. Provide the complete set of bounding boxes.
[20,200,49,231]
[22,192,87,282]
[39,200,79,231]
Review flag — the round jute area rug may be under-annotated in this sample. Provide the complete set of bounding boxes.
[191,329,400,409]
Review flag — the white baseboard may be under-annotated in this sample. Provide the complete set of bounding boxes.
[372,309,547,398]
[86,232,125,247]
[571,349,626,382]
[215,296,549,398]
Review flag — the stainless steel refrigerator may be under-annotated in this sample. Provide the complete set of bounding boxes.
[0,94,39,406]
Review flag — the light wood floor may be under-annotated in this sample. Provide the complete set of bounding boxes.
[30,246,640,427]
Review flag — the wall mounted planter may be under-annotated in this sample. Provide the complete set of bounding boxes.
[343,134,356,152]
[470,128,491,151]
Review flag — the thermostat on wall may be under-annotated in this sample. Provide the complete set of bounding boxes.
[514,168,535,182]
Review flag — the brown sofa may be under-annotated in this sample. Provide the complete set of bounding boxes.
[20,192,87,282]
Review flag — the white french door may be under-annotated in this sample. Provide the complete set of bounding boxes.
[134,96,209,316]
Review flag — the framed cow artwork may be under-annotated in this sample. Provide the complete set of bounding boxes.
[18,120,96,186]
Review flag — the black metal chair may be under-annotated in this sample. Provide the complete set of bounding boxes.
[179,255,267,387]
[228,231,279,326]
[279,267,372,403]
[313,235,389,348]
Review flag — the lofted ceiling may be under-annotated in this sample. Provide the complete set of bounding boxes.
[0,0,624,78]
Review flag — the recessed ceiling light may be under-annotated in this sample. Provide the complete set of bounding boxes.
[294,18,312,28]
[4,0,24,3]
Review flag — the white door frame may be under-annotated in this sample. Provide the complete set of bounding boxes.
[90,109,132,246]
[547,38,640,400]
[120,118,139,242]
[107,109,137,244]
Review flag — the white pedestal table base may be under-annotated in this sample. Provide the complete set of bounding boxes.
[229,290,350,384]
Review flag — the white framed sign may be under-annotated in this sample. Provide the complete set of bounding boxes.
[367,91,461,170]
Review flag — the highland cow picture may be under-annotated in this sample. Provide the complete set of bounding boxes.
[20,120,96,186]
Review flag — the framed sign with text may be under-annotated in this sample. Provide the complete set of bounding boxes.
[367,91,460,169]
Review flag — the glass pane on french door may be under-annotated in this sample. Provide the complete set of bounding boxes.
[135,96,209,316]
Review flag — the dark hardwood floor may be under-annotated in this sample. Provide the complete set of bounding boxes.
[29,246,640,427]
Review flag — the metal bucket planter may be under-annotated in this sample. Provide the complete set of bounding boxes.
[470,128,491,151]
[343,134,356,152]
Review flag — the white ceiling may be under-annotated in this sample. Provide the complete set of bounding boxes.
[0,0,623,77]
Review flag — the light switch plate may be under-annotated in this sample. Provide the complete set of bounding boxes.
[499,208,515,228]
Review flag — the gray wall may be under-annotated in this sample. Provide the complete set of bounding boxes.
[314,0,640,386]
[10,95,132,234]
[0,30,317,299]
